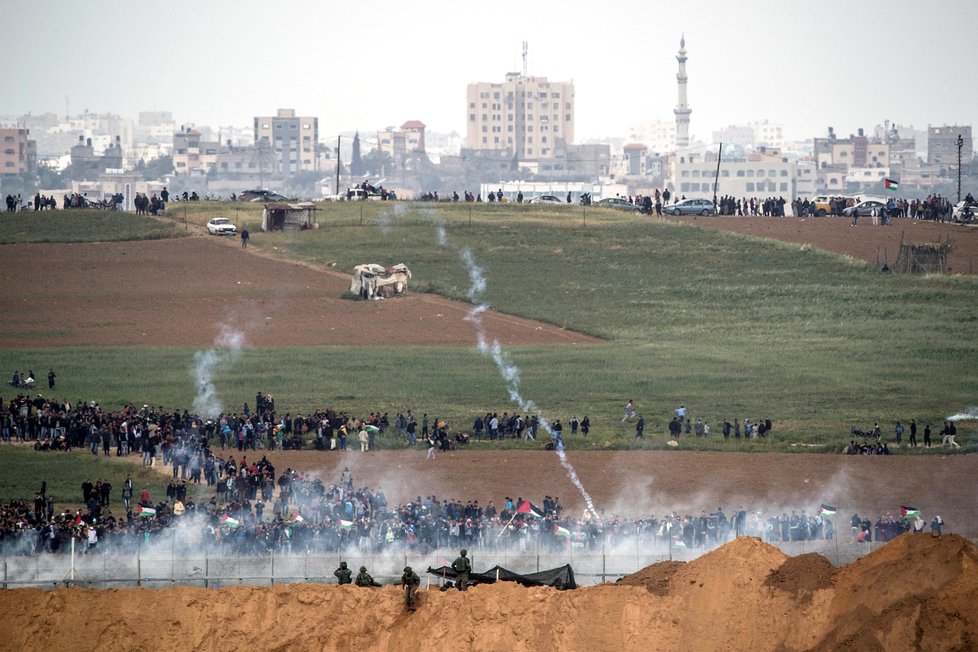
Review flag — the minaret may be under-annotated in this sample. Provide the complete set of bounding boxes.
[674,34,692,149]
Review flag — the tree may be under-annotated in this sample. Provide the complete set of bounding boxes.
[138,156,174,181]
[350,132,365,177]
[360,150,392,177]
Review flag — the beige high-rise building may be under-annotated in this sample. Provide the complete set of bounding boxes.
[465,73,574,162]
[253,108,319,173]
[0,128,37,176]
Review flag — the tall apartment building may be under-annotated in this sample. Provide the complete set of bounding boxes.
[253,109,318,173]
[465,73,575,162]
[0,128,37,175]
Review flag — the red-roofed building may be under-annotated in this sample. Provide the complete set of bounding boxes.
[377,120,426,166]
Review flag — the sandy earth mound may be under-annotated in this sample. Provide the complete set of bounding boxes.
[2,534,975,651]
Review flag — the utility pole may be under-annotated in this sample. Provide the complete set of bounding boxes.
[335,135,341,196]
[713,142,722,210]
[957,134,964,203]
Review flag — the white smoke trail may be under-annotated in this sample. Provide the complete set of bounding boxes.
[191,324,246,418]
[947,406,978,422]
[377,203,410,234]
[445,233,599,518]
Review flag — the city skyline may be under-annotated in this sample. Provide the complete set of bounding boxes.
[4,0,977,144]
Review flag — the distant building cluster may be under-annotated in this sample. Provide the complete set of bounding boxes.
[1,36,974,203]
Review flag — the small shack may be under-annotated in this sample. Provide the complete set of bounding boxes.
[261,202,318,231]
[893,231,952,274]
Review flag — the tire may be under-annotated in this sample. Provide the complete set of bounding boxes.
[700,209,710,215]
[817,209,826,217]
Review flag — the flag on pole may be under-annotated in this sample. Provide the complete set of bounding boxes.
[817,504,837,518]
[884,178,899,191]
[220,514,240,528]
[137,506,156,518]
[901,506,921,520]
[339,519,354,530]
[554,524,571,538]
[291,513,305,523]
[516,500,543,518]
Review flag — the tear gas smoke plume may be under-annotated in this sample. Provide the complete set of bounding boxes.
[946,406,978,422]
[425,230,600,518]
[191,324,246,418]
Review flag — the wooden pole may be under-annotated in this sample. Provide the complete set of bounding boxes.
[496,512,519,541]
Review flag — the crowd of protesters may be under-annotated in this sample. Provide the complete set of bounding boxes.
[0,389,953,558]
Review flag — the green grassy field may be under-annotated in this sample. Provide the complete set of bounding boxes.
[0,210,189,243]
[2,202,976,458]
[0,445,182,511]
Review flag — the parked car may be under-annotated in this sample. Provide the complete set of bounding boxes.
[240,189,288,202]
[594,197,640,211]
[206,217,237,235]
[842,200,887,218]
[663,198,717,216]
[528,194,563,204]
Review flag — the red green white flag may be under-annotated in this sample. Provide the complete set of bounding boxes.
[901,506,921,519]
[884,178,899,191]
[137,506,156,518]
[220,514,240,528]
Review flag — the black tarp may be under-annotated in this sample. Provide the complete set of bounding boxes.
[425,564,576,590]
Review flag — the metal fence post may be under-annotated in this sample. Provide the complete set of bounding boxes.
[205,549,209,589]
[270,550,275,586]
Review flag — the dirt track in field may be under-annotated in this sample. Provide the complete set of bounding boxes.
[673,214,978,273]
[0,237,598,348]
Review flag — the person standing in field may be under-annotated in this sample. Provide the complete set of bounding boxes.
[241,228,249,248]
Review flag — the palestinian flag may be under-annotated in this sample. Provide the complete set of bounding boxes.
[291,513,305,523]
[554,525,571,538]
[339,519,354,530]
[516,501,544,518]
[901,506,921,520]
[817,504,837,518]
[137,506,156,518]
[220,514,240,528]
[884,178,899,191]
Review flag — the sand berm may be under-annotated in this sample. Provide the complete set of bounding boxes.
[1,533,975,651]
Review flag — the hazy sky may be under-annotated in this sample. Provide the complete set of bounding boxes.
[5,0,977,142]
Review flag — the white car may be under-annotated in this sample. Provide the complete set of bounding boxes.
[952,201,976,222]
[206,217,238,235]
[528,195,564,204]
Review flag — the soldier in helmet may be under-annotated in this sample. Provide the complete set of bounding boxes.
[452,548,472,591]
[400,566,420,610]
[333,560,352,584]
[355,565,381,587]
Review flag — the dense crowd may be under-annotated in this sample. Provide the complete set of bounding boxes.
[0,389,952,558]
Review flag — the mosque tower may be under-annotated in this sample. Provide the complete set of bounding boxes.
[674,34,692,149]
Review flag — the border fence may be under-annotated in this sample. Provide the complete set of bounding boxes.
[5,536,969,590]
